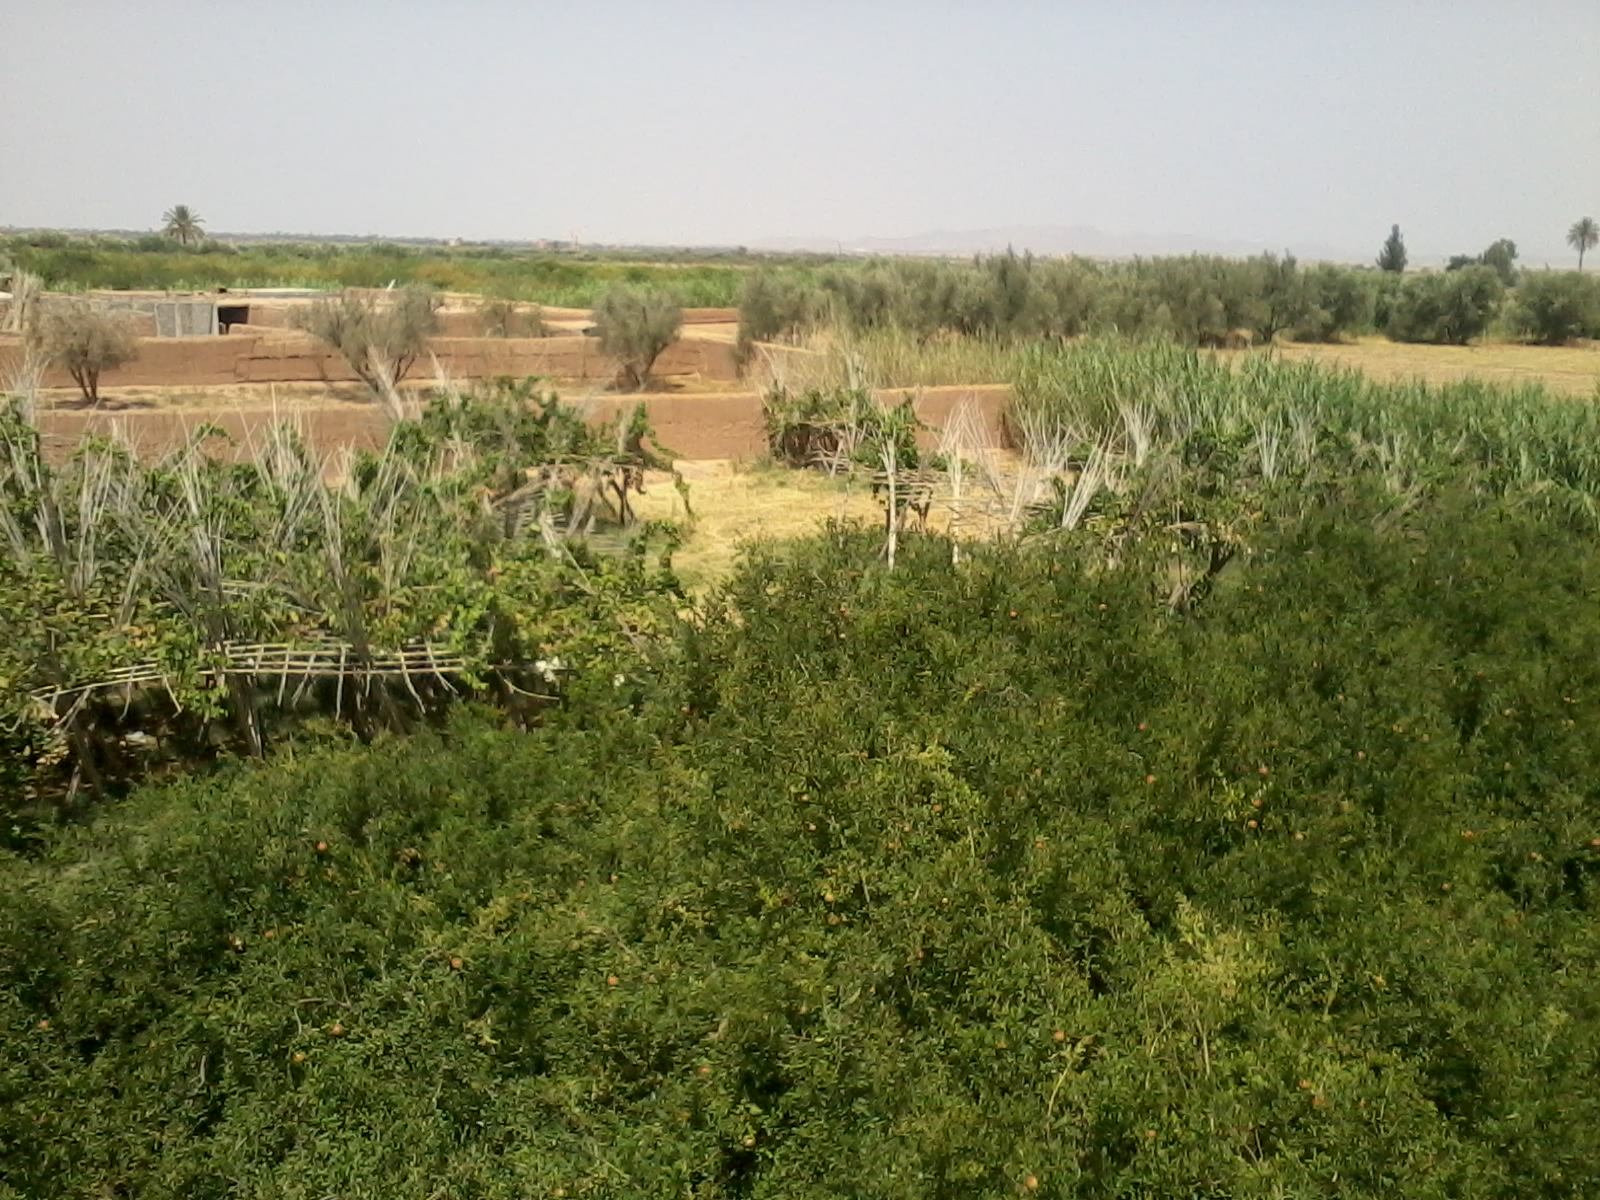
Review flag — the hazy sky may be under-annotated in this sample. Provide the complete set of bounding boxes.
[3,0,1597,262]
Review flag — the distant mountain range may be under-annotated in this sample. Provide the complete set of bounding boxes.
[749,224,1371,264]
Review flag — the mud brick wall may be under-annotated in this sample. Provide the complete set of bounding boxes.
[36,386,1014,465]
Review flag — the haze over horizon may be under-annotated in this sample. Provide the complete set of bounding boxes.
[2,1,1597,265]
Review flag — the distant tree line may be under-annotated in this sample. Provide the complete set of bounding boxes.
[738,245,1600,353]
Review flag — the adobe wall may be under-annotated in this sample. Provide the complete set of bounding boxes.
[0,335,257,390]
[34,385,1014,465]
[653,337,739,381]
[0,332,742,389]
[235,305,293,328]
[203,301,730,336]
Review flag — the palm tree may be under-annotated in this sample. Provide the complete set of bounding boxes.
[1568,217,1599,271]
[161,205,205,246]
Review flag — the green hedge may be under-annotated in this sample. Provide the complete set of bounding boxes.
[6,489,1600,1196]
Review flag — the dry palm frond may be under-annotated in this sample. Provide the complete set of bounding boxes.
[368,348,408,425]
[1,268,42,335]
[3,339,46,425]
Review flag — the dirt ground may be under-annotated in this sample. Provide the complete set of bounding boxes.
[633,456,1034,593]
[632,461,881,591]
[31,369,753,414]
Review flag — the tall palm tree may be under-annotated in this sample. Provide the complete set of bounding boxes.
[1569,218,1599,271]
[161,205,205,246]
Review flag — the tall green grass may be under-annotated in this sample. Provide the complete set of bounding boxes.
[1008,338,1600,509]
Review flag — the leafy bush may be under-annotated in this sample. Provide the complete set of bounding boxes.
[1512,271,1600,345]
[761,384,925,474]
[29,301,139,401]
[12,338,1600,1195]
[735,271,816,363]
[592,285,684,391]
[7,496,1600,1195]
[1384,268,1505,344]
[1291,263,1374,342]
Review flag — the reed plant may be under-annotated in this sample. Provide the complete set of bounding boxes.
[0,378,680,815]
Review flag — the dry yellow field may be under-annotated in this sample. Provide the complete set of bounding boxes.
[1271,338,1600,396]
[632,461,882,591]
[634,454,1038,593]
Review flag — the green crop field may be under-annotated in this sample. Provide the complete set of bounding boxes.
[1,233,778,307]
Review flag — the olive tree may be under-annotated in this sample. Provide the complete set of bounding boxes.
[294,286,439,400]
[1385,267,1505,345]
[31,301,140,402]
[1513,271,1600,345]
[592,285,682,391]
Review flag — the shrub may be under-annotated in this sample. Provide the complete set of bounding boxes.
[734,271,815,362]
[0,267,42,336]
[761,383,924,472]
[476,295,547,338]
[1512,271,1600,345]
[29,301,139,401]
[592,284,683,391]
[8,505,1600,1195]
[1384,267,1505,344]
[1292,263,1374,342]
[293,285,439,399]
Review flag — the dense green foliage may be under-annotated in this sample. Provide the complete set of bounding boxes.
[0,233,748,308]
[737,251,1591,351]
[11,231,1592,349]
[1513,271,1600,345]
[1446,240,1519,289]
[739,253,1379,349]
[1381,268,1507,346]
[6,484,1600,1194]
